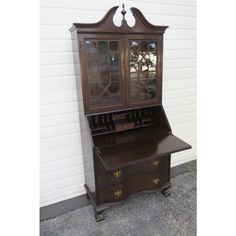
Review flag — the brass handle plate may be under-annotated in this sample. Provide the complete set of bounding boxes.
[113,170,121,178]
[114,190,122,197]
[153,160,160,167]
[153,178,160,185]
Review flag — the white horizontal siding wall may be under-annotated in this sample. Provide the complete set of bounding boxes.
[40,0,196,207]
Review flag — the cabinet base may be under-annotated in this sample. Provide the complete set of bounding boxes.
[84,182,171,221]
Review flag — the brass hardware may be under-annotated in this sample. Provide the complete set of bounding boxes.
[153,178,160,185]
[113,170,121,178]
[114,190,122,197]
[153,160,160,167]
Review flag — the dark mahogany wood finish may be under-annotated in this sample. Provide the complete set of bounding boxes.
[70,5,191,221]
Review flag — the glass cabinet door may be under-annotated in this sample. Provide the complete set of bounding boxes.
[84,37,124,111]
[127,36,162,105]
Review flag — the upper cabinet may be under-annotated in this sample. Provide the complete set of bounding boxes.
[80,34,125,112]
[70,5,168,114]
[125,35,163,106]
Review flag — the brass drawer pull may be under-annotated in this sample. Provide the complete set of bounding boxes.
[114,190,122,197]
[153,178,160,185]
[113,170,121,178]
[153,160,160,167]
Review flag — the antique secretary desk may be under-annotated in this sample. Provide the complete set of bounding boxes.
[70,5,191,221]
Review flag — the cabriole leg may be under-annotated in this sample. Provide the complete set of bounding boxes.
[95,211,104,222]
[161,188,171,197]
[161,181,171,197]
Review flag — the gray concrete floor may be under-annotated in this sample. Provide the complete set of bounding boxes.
[41,172,196,236]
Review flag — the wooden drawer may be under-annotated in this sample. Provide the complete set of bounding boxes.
[95,155,170,187]
[97,171,169,204]
[115,121,135,131]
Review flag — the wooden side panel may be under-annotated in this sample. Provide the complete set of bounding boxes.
[156,105,172,132]
[71,31,96,194]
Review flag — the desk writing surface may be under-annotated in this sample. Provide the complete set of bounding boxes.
[96,130,191,170]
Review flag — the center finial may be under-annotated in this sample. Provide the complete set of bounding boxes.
[121,4,126,20]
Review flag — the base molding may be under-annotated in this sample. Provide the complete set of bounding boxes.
[40,159,196,221]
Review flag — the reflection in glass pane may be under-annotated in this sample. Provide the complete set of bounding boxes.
[140,41,148,52]
[130,72,138,79]
[149,41,157,51]
[149,52,157,71]
[109,52,119,71]
[85,40,96,53]
[98,41,108,53]
[129,40,158,102]
[130,41,139,51]
[87,54,98,68]
[109,41,118,51]
[100,72,110,87]
[109,81,120,94]
[85,40,121,108]
[90,84,103,96]
[149,71,157,78]
[111,72,120,82]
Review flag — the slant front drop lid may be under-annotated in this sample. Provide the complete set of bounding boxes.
[70,5,191,222]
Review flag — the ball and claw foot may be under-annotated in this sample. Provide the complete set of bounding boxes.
[161,188,171,197]
[95,212,104,222]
